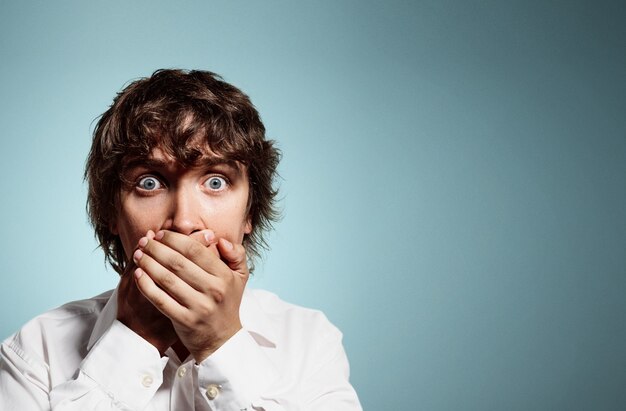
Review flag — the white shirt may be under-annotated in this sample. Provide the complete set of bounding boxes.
[0,287,362,410]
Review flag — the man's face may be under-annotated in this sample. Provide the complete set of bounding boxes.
[111,147,252,261]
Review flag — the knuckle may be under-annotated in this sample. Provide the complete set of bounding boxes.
[168,254,187,272]
[237,243,247,256]
[188,303,209,324]
[143,238,157,254]
[229,244,245,261]
[211,283,226,303]
[199,300,216,316]
[186,241,205,260]
[181,311,195,326]
[151,294,167,311]
[159,271,177,289]
[195,305,209,319]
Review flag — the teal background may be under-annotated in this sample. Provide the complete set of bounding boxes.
[1,1,625,409]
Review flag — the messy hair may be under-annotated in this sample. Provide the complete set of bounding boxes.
[85,69,281,274]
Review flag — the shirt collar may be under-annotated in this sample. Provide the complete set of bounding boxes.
[87,287,118,351]
[87,286,278,351]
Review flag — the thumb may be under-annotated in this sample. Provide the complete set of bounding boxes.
[217,238,249,277]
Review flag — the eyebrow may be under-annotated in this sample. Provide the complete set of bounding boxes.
[122,156,243,175]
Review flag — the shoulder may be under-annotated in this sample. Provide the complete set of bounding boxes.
[243,288,343,345]
[2,291,113,368]
[241,289,351,383]
[244,288,335,321]
[11,290,112,337]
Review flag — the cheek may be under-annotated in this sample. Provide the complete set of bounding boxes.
[116,207,156,256]
[116,219,141,258]
[208,197,251,242]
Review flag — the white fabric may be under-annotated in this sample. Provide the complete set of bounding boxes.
[0,287,362,411]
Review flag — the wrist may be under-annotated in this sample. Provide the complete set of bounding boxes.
[191,322,243,363]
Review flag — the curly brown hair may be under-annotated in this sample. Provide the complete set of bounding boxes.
[85,69,281,275]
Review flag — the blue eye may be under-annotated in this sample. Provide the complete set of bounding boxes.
[138,176,161,191]
[205,176,226,191]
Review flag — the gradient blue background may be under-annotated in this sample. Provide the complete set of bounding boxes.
[1,1,625,410]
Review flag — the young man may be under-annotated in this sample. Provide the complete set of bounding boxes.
[0,69,362,410]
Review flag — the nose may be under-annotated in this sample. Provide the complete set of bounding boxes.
[162,185,205,235]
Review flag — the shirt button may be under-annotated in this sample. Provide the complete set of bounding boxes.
[141,375,154,388]
[177,367,187,378]
[206,384,220,400]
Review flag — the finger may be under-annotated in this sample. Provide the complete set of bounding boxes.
[133,245,205,306]
[134,267,188,320]
[216,238,249,278]
[120,229,154,278]
[187,229,218,248]
[138,235,226,296]
[153,230,229,278]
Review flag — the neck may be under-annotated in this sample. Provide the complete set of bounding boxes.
[172,339,190,361]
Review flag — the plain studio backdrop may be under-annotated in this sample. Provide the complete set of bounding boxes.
[1,1,625,410]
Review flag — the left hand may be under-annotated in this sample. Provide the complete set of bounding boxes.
[132,229,249,362]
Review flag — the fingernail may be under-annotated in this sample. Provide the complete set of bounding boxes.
[134,268,143,279]
[221,238,233,251]
[138,237,148,248]
[204,230,215,243]
[147,230,155,239]
[155,230,164,241]
[133,248,143,263]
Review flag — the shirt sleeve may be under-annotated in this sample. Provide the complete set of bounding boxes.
[1,336,50,410]
[290,327,363,411]
[195,323,362,411]
[195,328,280,409]
[0,320,168,411]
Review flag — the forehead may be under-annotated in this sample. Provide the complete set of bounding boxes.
[123,146,245,173]
[147,147,196,167]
